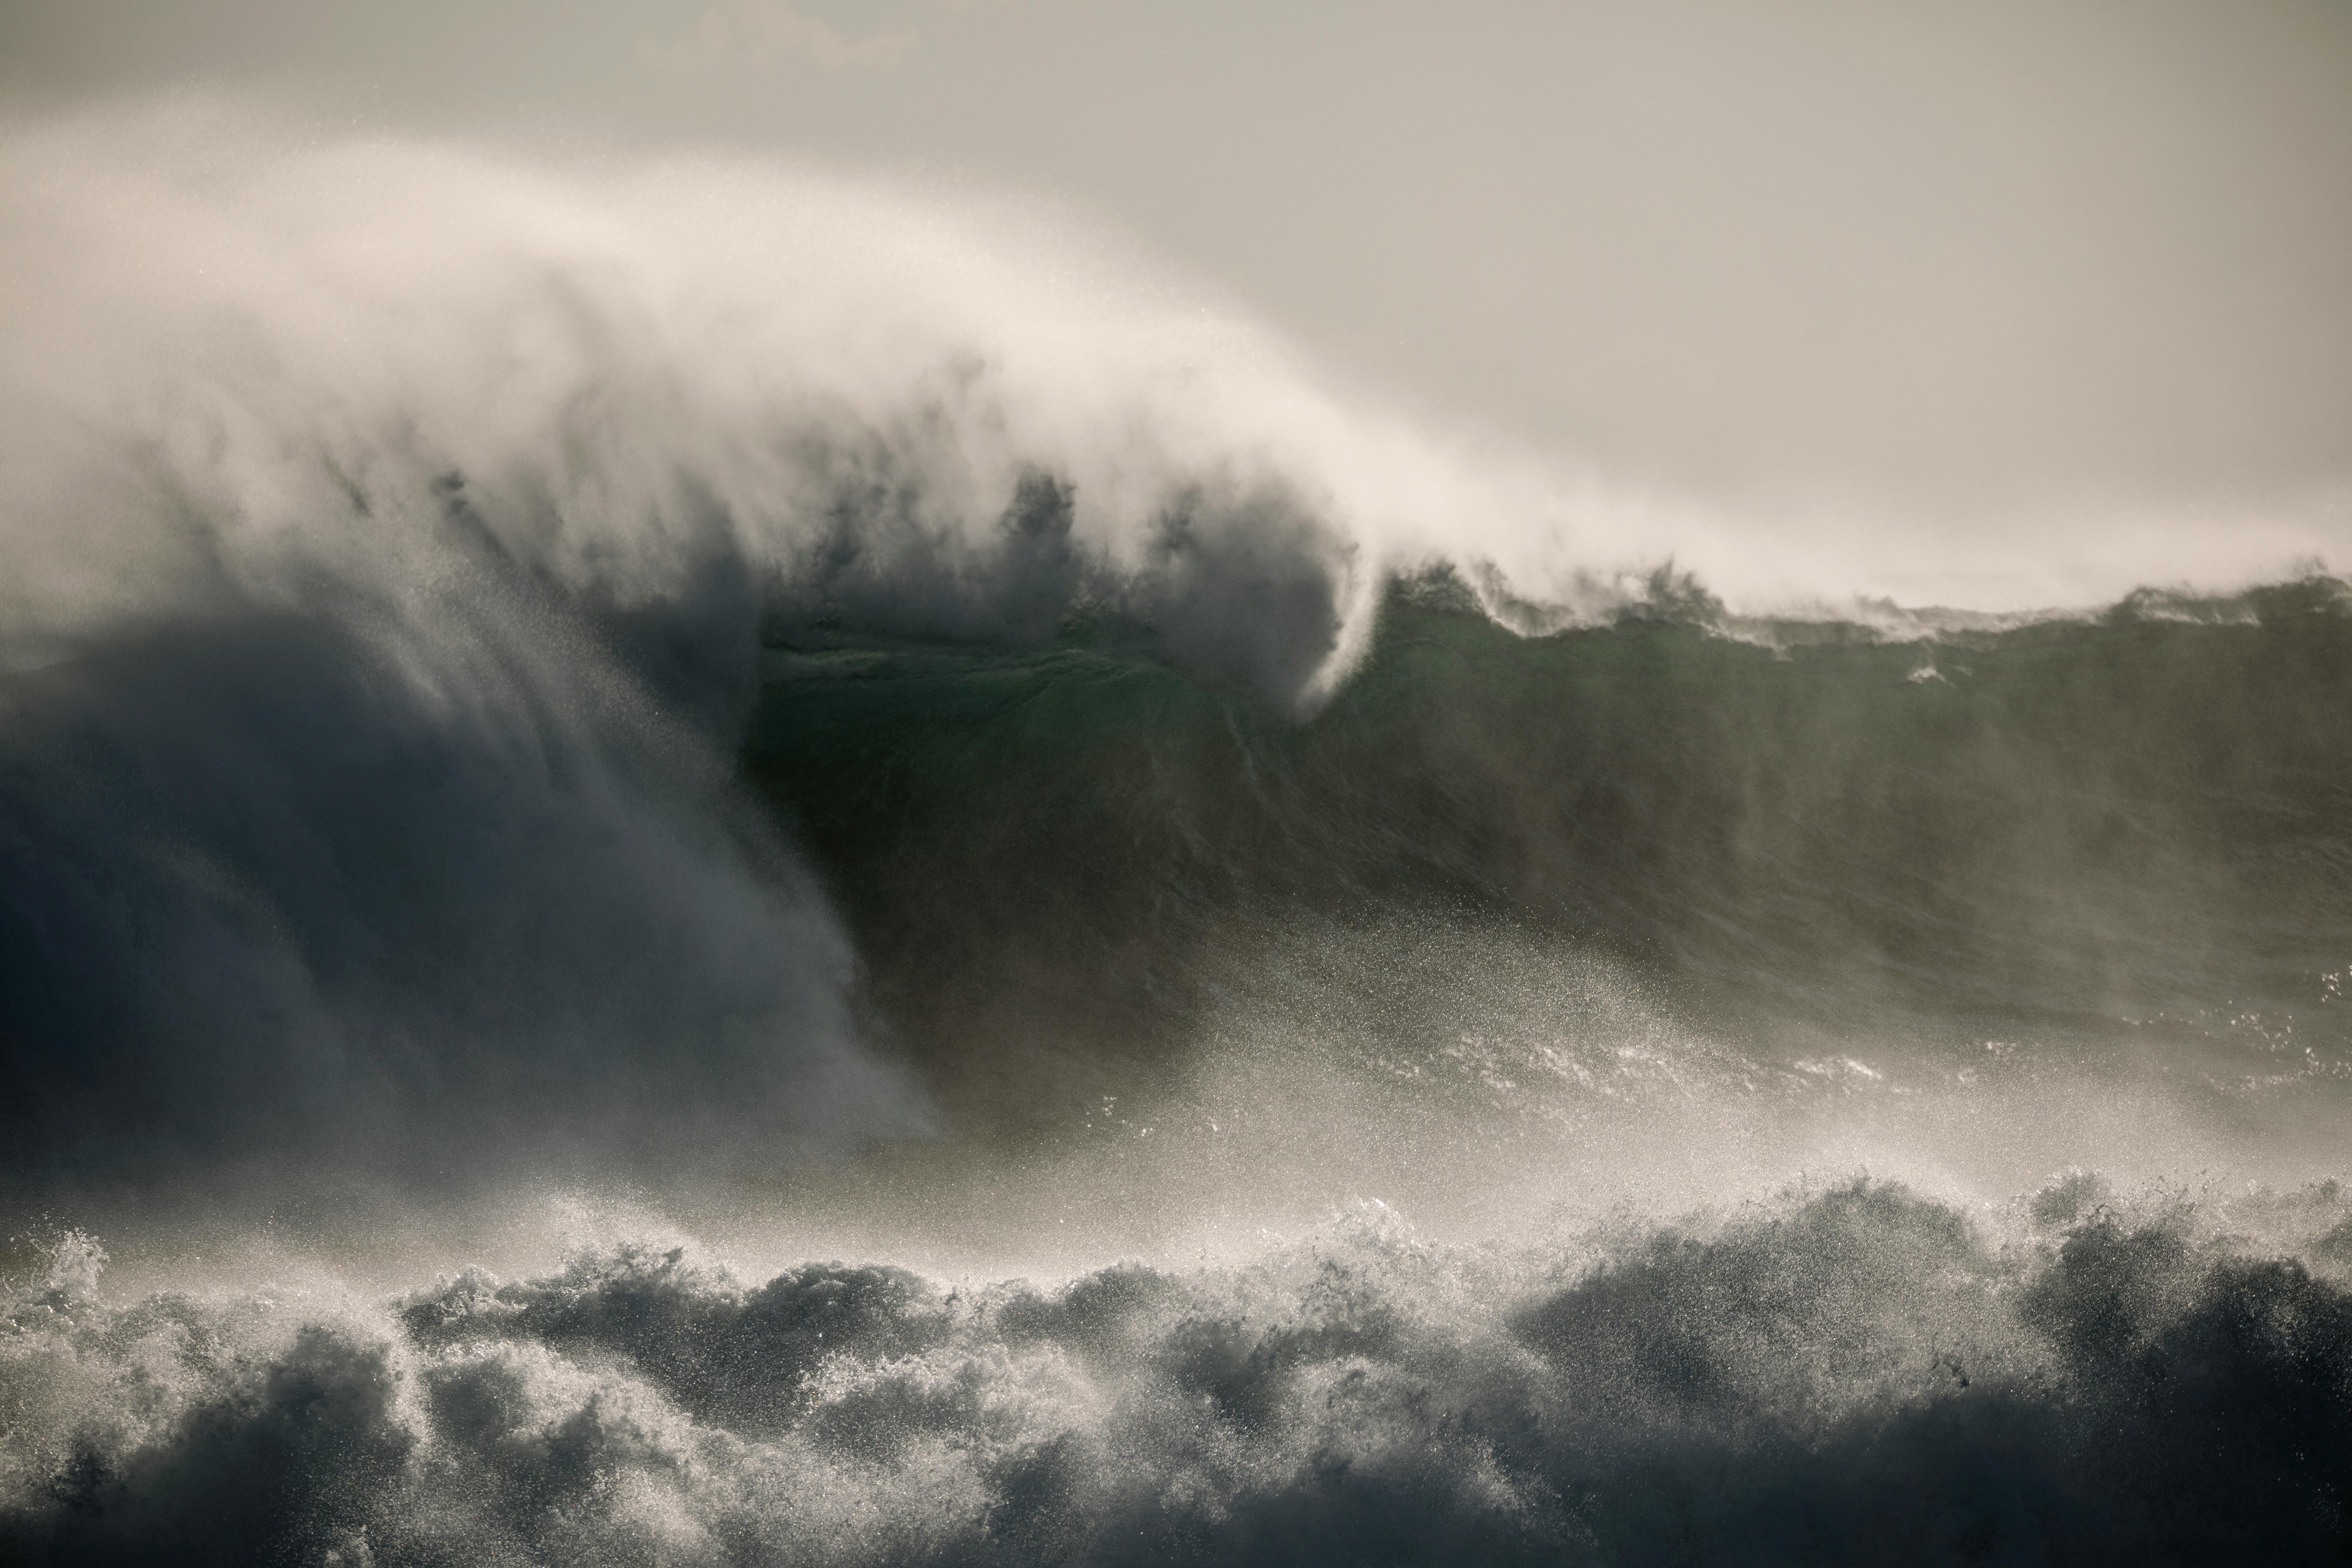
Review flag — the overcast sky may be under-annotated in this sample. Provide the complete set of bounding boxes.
[6,0,2350,524]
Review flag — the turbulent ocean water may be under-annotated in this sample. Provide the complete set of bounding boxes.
[4,122,2351,1565]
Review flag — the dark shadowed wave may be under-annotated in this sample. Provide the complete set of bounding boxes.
[5,1179,2350,1565]
[0,530,909,1209]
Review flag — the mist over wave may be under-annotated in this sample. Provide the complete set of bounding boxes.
[4,111,2352,1562]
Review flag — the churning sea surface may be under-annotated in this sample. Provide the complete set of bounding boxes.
[3,122,2350,1566]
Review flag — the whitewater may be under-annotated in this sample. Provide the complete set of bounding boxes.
[3,114,2350,1565]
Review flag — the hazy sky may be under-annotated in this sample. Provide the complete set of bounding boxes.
[7,0,2350,521]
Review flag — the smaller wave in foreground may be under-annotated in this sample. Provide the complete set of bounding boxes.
[5,1176,2350,1566]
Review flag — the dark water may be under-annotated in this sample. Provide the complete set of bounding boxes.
[744,572,2352,1138]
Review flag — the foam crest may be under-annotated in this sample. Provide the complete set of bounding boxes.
[6,1179,2350,1565]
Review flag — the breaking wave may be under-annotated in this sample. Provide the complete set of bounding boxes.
[4,111,2351,1563]
[0,112,1437,1210]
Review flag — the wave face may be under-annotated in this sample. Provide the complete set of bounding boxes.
[4,117,2352,1562]
[746,574,2352,1142]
